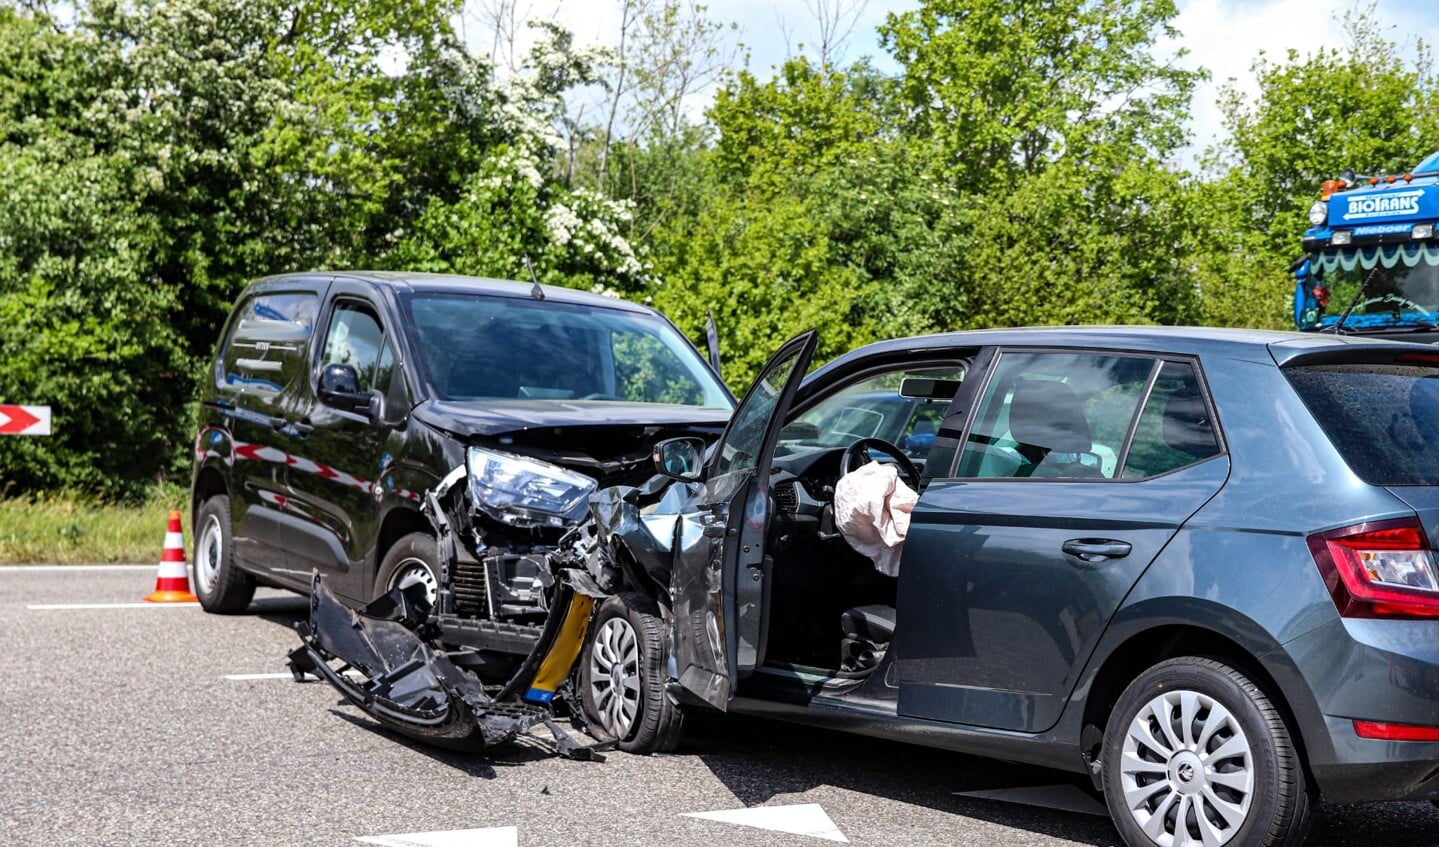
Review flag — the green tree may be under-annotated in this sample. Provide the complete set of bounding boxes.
[880,0,1199,185]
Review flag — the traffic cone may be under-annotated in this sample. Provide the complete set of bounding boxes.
[144,509,198,603]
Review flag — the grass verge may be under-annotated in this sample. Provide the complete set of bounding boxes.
[0,484,187,564]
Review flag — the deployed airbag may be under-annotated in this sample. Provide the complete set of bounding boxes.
[833,461,918,576]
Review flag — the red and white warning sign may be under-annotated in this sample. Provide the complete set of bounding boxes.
[0,405,51,436]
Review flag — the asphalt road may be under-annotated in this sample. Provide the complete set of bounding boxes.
[2,566,1436,847]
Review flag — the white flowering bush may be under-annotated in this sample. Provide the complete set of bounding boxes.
[387,21,653,294]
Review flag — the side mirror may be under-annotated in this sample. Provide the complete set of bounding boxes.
[319,363,374,417]
[652,437,706,481]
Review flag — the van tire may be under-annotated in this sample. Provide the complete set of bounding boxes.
[192,495,256,613]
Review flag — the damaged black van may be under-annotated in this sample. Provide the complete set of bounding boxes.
[191,270,734,679]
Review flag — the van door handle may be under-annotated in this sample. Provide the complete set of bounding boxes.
[269,416,314,437]
[1062,538,1132,563]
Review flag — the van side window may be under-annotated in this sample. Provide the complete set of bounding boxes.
[219,292,319,402]
[322,303,391,394]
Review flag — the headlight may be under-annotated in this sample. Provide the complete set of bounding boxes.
[1308,200,1328,227]
[466,447,596,529]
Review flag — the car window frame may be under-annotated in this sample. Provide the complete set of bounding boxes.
[780,356,973,453]
[937,346,1226,483]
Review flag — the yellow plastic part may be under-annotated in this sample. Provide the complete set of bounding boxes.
[529,593,595,697]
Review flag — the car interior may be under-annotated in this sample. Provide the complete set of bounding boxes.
[759,363,966,683]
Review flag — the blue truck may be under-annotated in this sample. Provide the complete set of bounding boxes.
[1295,150,1439,339]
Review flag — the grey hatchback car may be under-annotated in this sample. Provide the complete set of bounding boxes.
[562,327,1439,847]
[293,326,1439,847]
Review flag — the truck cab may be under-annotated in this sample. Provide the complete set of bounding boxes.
[1295,150,1439,340]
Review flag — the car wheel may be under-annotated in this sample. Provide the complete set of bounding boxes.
[580,592,684,753]
[375,532,440,608]
[192,495,256,614]
[1102,657,1313,847]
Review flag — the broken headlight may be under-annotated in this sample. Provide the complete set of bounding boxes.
[466,447,596,529]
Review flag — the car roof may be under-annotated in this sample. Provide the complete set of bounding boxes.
[246,271,657,315]
[831,325,1430,366]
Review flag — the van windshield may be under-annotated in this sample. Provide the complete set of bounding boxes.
[402,293,732,409]
[1285,362,1439,485]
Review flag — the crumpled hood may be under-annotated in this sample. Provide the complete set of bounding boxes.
[412,398,732,438]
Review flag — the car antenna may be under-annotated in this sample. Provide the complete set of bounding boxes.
[1332,264,1380,335]
[523,255,544,300]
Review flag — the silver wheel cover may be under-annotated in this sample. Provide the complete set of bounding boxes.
[195,513,223,594]
[389,557,438,607]
[589,616,641,739]
[1119,689,1256,847]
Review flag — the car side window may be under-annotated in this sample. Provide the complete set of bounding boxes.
[778,365,966,462]
[713,345,808,480]
[321,302,391,394]
[956,352,1155,480]
[1120,361,1220,479]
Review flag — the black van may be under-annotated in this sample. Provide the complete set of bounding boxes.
[190,272,733,615]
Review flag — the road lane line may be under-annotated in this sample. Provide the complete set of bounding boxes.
[223,673,294,681]
[0,565,160,573]
[26,602,199,610]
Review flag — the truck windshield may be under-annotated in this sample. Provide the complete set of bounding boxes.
[402,293,732,408]
[1312,244,1439,327]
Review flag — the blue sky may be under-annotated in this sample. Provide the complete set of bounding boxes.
[464,0,1439,168]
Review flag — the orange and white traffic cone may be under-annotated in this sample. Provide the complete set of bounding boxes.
[144,509,198,603]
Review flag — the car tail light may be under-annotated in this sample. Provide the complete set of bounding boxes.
[1307,518,1439,618]
[1354,720,1439,742]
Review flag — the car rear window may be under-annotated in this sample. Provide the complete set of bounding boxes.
[1285,363,1439,485]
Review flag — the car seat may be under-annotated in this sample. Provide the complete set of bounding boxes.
[1162,385,1220,462]
[1008,380,1104,478]
[839,604,896,676]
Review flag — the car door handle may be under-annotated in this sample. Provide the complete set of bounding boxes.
[1062,538,1132,563]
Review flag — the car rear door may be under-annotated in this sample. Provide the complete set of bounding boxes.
[671,330,817,709]
[895,348,1229,733]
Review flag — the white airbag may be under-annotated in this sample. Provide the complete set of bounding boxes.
[833,462,918,576]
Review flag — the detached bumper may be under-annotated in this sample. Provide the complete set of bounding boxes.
[288,576,548,750]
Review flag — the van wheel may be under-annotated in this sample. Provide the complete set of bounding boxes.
[1102,657,1313,847]
[192,495,256,613]
[375,532,440,609]
[580,592,684,753]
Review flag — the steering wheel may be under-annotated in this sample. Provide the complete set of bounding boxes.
[841,437,921,491]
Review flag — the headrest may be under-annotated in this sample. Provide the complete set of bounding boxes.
[1162,387,1217,459]
[1009,379,1092,454]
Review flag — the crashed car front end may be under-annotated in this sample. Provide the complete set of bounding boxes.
[289,443,692,756]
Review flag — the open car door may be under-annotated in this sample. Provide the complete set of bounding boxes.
[670,330,818,710]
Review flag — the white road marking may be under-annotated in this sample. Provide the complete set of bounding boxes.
[223,673,295,681]
[954,784,1108,817]
[26,602,199,610]
[0,565,160,572]
[682,803,849,843]
[354,827,519,847]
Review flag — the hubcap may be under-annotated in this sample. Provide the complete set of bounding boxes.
[1119,689,1255,847]
[196,514,222,593]
[389,558,437,607]
[589,617,641,738]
